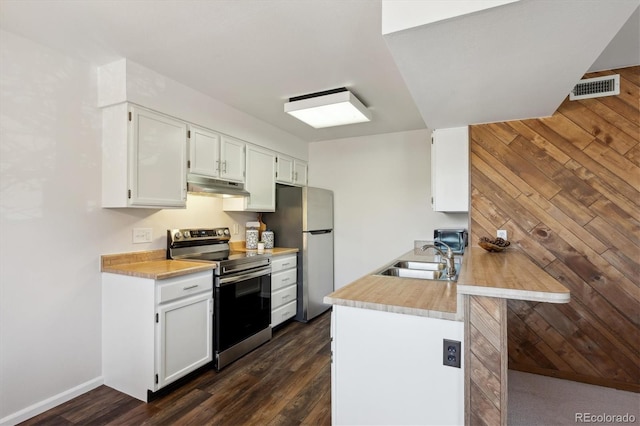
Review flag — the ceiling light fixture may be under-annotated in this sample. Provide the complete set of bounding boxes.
[284,88,372,128]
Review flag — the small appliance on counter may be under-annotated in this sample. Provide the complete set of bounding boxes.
[434,228,468,254]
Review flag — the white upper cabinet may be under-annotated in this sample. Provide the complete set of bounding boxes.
[431,126,469,212]
[275,155,294,184]
[223,144,276,212]
[219,135,246,183]
[188,127,245,183]
[102,103,187,208]
[188,125,221,177]
[276,156,307,186]
[293,160,308,186]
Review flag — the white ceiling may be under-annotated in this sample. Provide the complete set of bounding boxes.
[384,0,640,129]
[1,0,638,143]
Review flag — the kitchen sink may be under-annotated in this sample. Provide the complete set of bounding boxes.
[376,259,461,281]
[379,267,444,280]
[393,260,445,271]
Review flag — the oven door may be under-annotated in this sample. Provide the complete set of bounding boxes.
[214,266,271,353]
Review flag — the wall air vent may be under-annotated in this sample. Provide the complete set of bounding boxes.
[570,74,620,100]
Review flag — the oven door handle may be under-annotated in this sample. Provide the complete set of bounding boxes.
[218,268,271,286]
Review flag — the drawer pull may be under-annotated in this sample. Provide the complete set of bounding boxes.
[183,284,199,290]
[282,263,290,267]
[282,277,290,282]
[282,295,290,299]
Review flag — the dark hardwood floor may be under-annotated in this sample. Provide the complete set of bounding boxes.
[21,311,332,426]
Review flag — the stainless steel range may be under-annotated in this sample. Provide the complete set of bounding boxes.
[167,228,272,370]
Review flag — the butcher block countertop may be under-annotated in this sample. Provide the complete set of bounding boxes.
[324,246,570,320]
[325,249,462,321]
[101,246,298,280]
[101,249,215,280]
[456,247,570,303]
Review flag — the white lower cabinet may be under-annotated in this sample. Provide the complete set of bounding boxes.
[102,270,213,401]
[331,305,464,425]
[271,254,297,327]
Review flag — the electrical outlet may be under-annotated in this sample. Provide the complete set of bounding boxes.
[497,229,507,240]
[133,228,152,244]
[232,223,239,235]
[443,339,461,368]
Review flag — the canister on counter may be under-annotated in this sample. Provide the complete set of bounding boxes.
[246,227,259,249]
[262,230,274,249]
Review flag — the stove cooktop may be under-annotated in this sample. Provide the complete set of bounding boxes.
[167,227,271,273]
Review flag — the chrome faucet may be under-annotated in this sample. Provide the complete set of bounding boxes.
[421,242,457,279]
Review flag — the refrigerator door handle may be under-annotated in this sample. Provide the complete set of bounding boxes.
[308,230,333,235]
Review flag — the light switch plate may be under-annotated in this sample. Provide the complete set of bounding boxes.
[133,228,153,243]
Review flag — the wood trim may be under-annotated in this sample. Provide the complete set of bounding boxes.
[465,295,508,426]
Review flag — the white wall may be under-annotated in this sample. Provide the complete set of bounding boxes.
[98,58,308,161]
[309,130,468,289]
[0,30,289,424]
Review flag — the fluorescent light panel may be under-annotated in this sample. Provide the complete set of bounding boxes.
[285,90,371,128]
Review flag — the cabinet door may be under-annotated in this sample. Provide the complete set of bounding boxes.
[333,306,464,425]
[156,292,213,389]
[276,155,294,184]
[431,126,469,212]
[129,106,187,208]
[189,125,220,178]
[293,160,308,186]
[220,135,246,182]
[245,145,276,211]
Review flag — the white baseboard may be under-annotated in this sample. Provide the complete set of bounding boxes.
[0,376,103,426]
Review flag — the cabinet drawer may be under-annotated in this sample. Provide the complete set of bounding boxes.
[272,300,297,327]
[271,255,296,273]
[272,268,297,292]
[156,271,213,304]
[272,284,297,310]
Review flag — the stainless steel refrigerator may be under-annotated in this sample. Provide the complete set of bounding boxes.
[264,185,334,322]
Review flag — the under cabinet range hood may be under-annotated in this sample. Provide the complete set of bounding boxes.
[186,174,250,197]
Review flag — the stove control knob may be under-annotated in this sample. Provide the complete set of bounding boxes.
[183,231,191,238]
[173,232,182,240]
[223,229,230,236]
[217,229,224,236]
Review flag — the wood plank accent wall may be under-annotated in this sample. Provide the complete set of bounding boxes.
[469,65,639,392]
[465,295,508,426]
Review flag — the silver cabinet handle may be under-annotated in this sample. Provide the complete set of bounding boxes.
[183,284,199,290]
[215,160,220,172]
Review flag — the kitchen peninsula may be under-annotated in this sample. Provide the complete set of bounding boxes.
[324,246,570,425]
